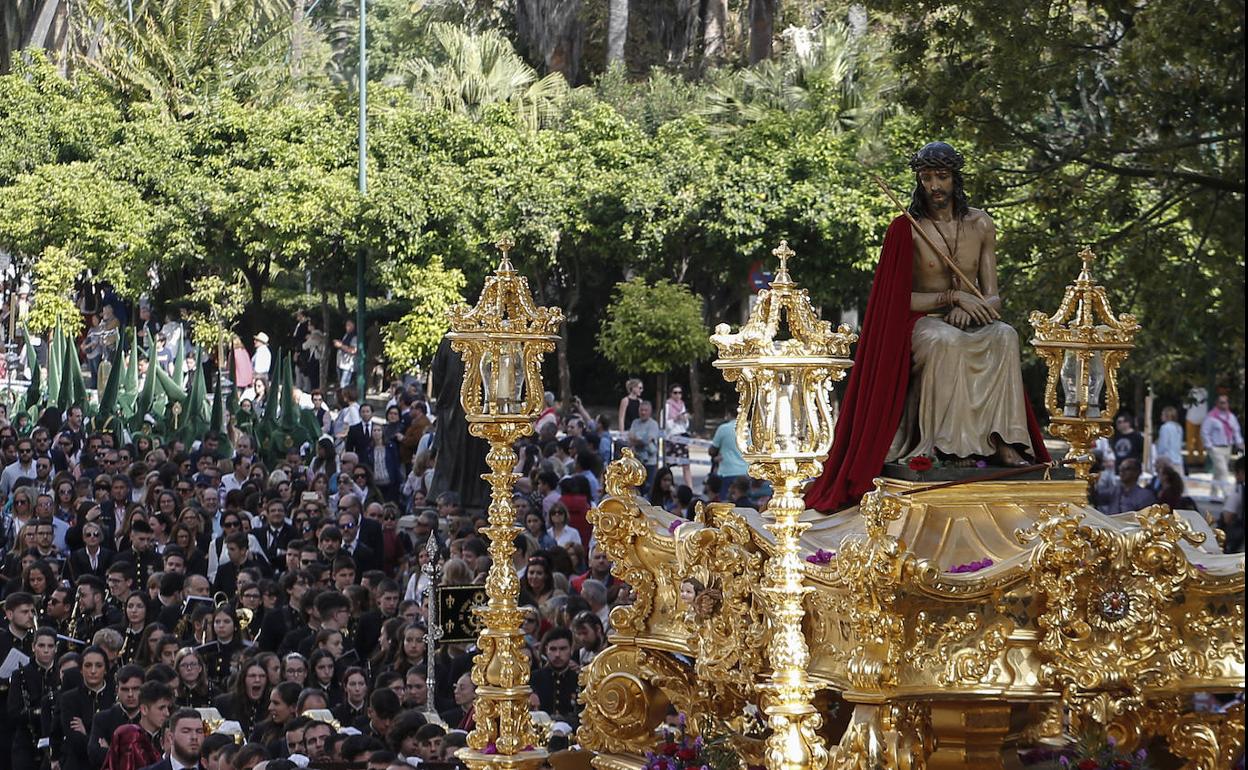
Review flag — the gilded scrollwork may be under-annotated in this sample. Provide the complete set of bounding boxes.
[577,645,691,754]
[591,451,658,638]
[1017,503,1206,695]
[674,504,767,698]
[906,611,1013,687]
[1159,700,1245,770]
[828,703,930,770]
[824,483,919,690]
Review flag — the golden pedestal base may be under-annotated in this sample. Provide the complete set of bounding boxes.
[579,459,1246,770]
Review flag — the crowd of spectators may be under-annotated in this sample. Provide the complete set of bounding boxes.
[0,375,716,770]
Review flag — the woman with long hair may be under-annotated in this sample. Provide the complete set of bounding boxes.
[371,616,406,673]
[664,384,693,487]
[547,503,581,550]
[169,522,209,576]
[309,437,337,485]
[173,647,216,707]
[233,335,254,390]
[205,606,245,687]
[333,667,370,726]
[19,560,55,606]
[134,624,172,669]
[524,511,556,551]
[114,592,150,664]
[308,649,342,706]
[253,680,302,747]
[519,554,561,610]
[388,622,426,676]
[647,466,678,513]
[213,657,270,737]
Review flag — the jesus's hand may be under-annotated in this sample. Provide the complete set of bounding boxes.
[945,307,974,328]
[953,291,999,326]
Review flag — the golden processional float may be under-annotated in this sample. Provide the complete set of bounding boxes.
[448,241,1244,770]
[573,245,1245,770]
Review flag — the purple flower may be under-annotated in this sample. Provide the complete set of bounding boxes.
[668,520,683,534]
[482,744,498,755]
[947,557,994,574]
[975,459,988,468]
[806,549,836,565]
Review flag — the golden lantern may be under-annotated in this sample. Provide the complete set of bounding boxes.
[1029,247,1139,479]
[447,237,563,770]
[710,241,857,770]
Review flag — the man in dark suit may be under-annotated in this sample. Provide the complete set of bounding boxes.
[257,497,295,566]
[87,664,144,767]
[212,532,265,596]
[344,404,375,459]
[257,571,309,653]
[5,626,57,770]
[140,708,204,770]
[116,520,163,588]
[67,519,114,582]
[335,502,380,575]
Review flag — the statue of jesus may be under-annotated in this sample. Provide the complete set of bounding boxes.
[807,141,1050,512]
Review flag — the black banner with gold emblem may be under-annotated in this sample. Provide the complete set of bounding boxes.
[437,585,488,643]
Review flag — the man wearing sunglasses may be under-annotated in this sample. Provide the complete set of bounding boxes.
[0,438,37,500]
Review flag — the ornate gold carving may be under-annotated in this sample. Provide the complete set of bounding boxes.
[1029,248,1139,478]
[1160,701,1245,770]
[829,703,930,770]
[577,645,688,754]
[448,242,562,770]
[589,451,657,639]
[674,505,767,699]
[1018,504,1208,695]
[825,483,918,691]
[907,611,1012,687]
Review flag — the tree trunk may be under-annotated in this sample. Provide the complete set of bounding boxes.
[516,0,584,82]
[688,360,704,434]
[556,317,573,409]
[606,0,627,66]
[320,284,332,392]
[701,0,728,63]
[290,0,306,81]
[748,0,776,64]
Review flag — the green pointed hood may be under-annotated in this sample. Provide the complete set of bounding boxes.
[22,330,41,411]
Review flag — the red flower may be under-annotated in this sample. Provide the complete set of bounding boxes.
[1076,759,1098,770]
[661,743,679,756]
[676,748,699,761]
[908,456,934,472]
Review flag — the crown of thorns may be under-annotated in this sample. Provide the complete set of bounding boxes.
[908,143,964,172]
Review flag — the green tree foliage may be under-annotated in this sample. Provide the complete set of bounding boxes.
[381,255,467,373]
[404,22,569,129]
[597,277,713,375]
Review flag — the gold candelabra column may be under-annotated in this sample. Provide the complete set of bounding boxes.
[1029,248,1139,479]
[447,238,563,770]
[711,242,857,770]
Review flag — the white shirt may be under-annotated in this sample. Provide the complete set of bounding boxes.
[0,459,35,499]
[1155,421,1184,469]
[1201,408,1244,448]
[252,345,272,377]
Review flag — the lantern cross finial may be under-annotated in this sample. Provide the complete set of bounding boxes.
[1078,247,1096,279]
[772,240,795,283]
[495,236,517,273]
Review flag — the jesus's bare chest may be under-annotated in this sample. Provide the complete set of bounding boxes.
[912,219,983,292]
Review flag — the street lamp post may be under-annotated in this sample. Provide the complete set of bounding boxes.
[355,0,368,397]
[447,238,563,770]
